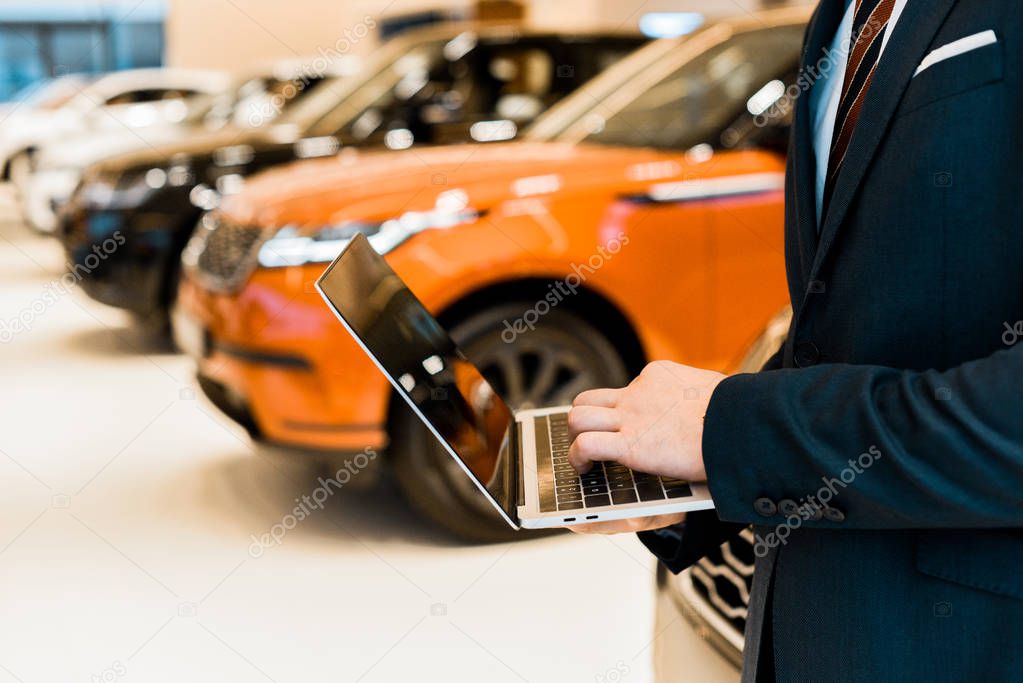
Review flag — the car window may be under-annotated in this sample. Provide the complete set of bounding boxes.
[156,88,193,101]
[309,33,642,147]
[215,75,331,128]
[104,88,198,106]
[580,25,804,150]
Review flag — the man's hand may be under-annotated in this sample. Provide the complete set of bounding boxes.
[568,360,726,482]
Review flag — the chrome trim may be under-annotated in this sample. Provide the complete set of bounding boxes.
[691,563,749,619]
[643,172,786,204]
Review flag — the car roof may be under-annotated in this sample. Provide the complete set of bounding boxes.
[241,55,364,82]
[84,68,232,98]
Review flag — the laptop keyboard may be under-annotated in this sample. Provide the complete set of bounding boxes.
[535,412,693,513]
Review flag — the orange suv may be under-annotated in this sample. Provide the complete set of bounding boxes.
[176,8,809,539]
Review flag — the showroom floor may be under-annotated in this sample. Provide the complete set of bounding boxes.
[0,185,665,683]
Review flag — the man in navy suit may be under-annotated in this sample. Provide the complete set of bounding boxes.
[568,0,1023,680]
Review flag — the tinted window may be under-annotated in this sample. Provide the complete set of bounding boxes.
[583,25,803,150]
[104,88,198,105]
[315,33,643,147]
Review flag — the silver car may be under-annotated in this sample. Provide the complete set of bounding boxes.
[22,59,359,233]
[1,67,229,225]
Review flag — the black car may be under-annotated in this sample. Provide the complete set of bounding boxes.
[59,23,644,331]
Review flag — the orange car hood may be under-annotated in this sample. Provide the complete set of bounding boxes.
[220,142,737,229]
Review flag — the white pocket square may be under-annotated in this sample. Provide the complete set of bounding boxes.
[914,30,998,77]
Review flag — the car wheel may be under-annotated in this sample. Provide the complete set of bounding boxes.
[391,303,631,543]
[132,308,173,342]
[152,262,183,343]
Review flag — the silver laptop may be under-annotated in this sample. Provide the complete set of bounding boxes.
[315,233,714,529]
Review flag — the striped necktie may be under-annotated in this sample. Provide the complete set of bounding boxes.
[823,0,898,213]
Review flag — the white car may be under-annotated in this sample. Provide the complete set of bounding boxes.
[22,59,359,233]
[0,74,94,121]
[0,68,229,215]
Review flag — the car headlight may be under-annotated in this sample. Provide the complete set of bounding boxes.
[257,205,480,268]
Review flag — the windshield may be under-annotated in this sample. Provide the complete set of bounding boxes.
[235,74,330,127]
[279,27,641,146]
[305,36,448,138]
[274,29,425,129]
[198,73,335,130]
[544,23,804,150]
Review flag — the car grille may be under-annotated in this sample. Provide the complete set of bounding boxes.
[183,213,268,293]
[677,528,754,663]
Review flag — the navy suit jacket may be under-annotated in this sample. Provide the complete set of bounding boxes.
[642,1,1023,680]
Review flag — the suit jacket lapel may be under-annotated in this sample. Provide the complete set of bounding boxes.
[791,0,847,282]
[809,0,959,279]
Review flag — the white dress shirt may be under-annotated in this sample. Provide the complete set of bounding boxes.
[810,0,910,226]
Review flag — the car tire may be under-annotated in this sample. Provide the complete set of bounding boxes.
[131,309,175,350]
[390,303,631,543]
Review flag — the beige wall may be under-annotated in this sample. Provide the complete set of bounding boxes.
[165,0,469,71]
[166,0,810,73]
[530,0,766,30]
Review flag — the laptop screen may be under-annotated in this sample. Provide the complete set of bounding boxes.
[316,233,519,528]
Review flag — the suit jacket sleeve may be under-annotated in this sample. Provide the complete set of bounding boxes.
[636,345,787,573]
[704,343,1023,529]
